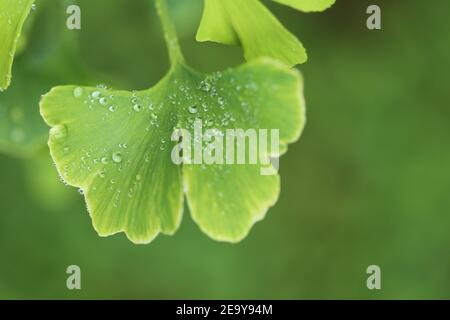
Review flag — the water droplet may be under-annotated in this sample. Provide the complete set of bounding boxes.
[133,104,142,112]
[112,152,122,163]
[91,91,101,99]
[73,87,83,98]
[99,97,108,105]
[101,157,109,164]
[188,105,198,114]
[218,97,225,107]
[108,106,116,112]
[148,101,154,110]
[50,125,67,139]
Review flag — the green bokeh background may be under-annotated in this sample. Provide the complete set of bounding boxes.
[1,0,449,299]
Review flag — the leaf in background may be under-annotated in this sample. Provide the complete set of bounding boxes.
[197,0,307,66]
[23,147,76,212]
[272,0,336,12]
[0,0,35,90]
[40,0,305,243]
[0,1,91,156]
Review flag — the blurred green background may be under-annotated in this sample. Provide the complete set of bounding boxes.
[1,0,449,299]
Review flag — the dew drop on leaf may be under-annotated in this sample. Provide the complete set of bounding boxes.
[91,91,101,99]
[188,105,198,114]
[112,152,123,163]
[73,87,83,99]
[50,124,68,139]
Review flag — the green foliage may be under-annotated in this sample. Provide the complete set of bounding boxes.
[0,0,332,243]
[40,0,305,243]
[0,0,35,91]
[0,0,90,156]
[1,0,450,299]
[196,0,335,66]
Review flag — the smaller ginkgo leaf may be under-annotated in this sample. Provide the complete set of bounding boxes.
[272,0,336,12]
[0,0,35,90]
[195,0,238,46]
[197,0,307,66]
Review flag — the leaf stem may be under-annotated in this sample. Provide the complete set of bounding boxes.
[155,0,185,66]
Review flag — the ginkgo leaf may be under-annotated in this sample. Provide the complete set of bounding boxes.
[272,0,336,12]
[0,0,90,156]
[0,0,35,91]
[40,0,306,243]
[196,0,307,66]
[40,59,304,243]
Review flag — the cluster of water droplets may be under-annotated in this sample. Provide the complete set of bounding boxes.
[55,67,265,208]
[65,85,171,207]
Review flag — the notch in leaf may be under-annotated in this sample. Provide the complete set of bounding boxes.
[40,0,305,244]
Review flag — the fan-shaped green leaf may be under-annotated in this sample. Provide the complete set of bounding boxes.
[40,58,305,243]
[40,0,305,243]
